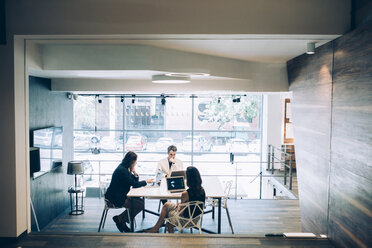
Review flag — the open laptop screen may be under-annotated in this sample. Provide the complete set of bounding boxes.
[166,176,185,192]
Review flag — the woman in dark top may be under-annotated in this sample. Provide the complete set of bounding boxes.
[147,166,205,233]
[105,151,153,232]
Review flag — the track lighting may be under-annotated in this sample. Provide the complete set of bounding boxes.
[132,95,135,104]
[120,96,124,103]
[161,95,166,105]
[217,97,221,104]
[97,95,102,103]
[233,97,240,103]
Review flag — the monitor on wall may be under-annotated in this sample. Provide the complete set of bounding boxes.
[31,127,63,177]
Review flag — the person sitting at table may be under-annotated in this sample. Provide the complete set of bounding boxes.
[147,166,205,233]
[156,145,184,177]
[156,145,184,205]
[105,151,153,232]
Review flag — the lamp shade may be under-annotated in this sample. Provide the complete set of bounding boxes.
[67,161,83,175]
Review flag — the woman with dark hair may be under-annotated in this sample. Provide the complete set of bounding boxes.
[105,151,153,232]
[147,166,205,233]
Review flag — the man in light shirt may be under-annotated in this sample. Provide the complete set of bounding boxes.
[156,145,184,177]
[156,145,184,205]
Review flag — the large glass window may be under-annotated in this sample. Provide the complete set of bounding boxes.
[73,94,267,198]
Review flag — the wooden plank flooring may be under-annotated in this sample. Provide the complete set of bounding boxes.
[41,198,301,235]
[6,233,335,248]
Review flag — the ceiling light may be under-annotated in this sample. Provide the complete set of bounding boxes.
[165,72,210,77]
[132,95,135,104]
[306,42,315,54]
[120,96,124,103]
[152,74,190,84]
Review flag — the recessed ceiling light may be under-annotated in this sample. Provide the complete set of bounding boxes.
[152,74,190,84]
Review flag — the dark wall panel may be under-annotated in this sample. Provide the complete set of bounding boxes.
[0,0,5,45]
[328,23,372,248]
[288,22,372,248]
[29,76,73,230]
[287,43,333,235]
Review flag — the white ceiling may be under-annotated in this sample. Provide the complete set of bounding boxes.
[28,69,223,79]
[112,39,330,63]
[30,36,336,80]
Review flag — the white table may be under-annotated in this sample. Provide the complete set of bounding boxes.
[127,176,225,233]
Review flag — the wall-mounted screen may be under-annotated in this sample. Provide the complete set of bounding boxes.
[32,127,63,177]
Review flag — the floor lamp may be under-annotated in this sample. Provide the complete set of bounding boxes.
[67,161,85,215]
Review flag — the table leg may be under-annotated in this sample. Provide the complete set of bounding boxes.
[75,192,79,213]
[69,193,73,214]
[142,197,145,219]
[218,197,221,234]
[130,197,134,232]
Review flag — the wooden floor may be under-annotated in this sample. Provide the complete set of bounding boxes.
[42,198,301,235]
[6,233,335,248]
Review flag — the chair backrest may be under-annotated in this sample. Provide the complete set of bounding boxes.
[178,200,205,219]
[224,180,233,197]
[165,201,205,232]
[222,180,233,206]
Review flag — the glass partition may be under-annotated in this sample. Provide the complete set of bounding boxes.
[73,94,278,199]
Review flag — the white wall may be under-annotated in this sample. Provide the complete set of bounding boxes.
[262,94,284,169]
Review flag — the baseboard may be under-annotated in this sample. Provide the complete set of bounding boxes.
[0,230,27,245]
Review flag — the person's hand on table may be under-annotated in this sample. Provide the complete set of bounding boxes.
[146,179,154,184]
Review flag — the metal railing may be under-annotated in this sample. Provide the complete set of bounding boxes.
[267,144,294,190]
[80,156,295,200]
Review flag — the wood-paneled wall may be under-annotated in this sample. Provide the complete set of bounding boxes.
[287,22,372,248]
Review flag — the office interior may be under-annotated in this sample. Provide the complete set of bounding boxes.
[0,1,371,248]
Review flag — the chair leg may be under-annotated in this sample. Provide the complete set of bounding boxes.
[225,207,234,234]
[190,228,193,233]
[127,208,136,229]
[158,200,161,212]
[98,209,106,232]
[102,209,108,229]
[212,206,215,219]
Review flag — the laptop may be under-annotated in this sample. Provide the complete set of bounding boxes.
[170,170,186,178]
[166,176,186,193]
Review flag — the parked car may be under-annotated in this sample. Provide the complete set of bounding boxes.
[34,129,53,147]
[226,138,249,154]
[182,135,212,152]
[73,135,92,152]
[125,135,147,151]
[155,137,175,152]
[99,136,118,152]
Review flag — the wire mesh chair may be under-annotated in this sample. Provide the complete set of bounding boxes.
[206,180,234,234]
[164,201,205,234]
